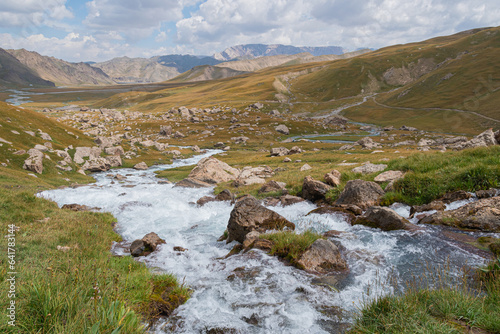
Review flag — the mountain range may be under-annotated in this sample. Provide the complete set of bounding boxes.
[0,43,349,88]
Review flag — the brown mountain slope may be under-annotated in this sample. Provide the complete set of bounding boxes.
[0,48,54,88]
[93,56,180,84]
[7,49,114,87]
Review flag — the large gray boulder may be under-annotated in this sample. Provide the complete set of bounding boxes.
[188,156,240,184]
[82,158,111,172]
[335,179,385,210]
[302,176,333,202]
[275,124,290,135]
[357,137,381,149]
[419,196,500,232]
[296,239,348,274]
[354,206,417,231]
[270,147,290,156]
[227,196,295,244]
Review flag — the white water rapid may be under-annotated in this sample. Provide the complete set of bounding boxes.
[39,150,489,333]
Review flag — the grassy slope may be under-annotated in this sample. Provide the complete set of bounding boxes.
[0,102,190,333]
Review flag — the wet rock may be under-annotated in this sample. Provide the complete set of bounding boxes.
[351,163,387,174]
[243,231,261,248]
[216,189,234,202]
[307,204,362,218]
[419,196,500,232]
[188,156,240,184]
[142,232,165,251]
[226,196,295,244]
[476,189,498,199]
[173,246,187,252]
[62,203,94,211]
[410,201,446,217]
[440,190,472,204]
[374,170,404,183]
[197,196,216,206]
[354,206,417,231]
[335,180,385,210]
[296,239,348,274]
[130,240,145,257]
[280,195,305,206]
[175,178,212,188]
[324,170,341,187]
[133,162,148,170]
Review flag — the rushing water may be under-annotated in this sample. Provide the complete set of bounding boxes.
[39,150,489,333]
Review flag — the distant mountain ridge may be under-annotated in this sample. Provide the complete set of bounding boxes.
[0,48,55,88]
[0,43,351,87]
[7,49,114,87]
[214,44,346,61]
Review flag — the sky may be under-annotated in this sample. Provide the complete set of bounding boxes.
[0,0,499,62]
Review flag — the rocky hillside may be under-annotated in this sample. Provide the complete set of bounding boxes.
[215,50,371,72]
[214,44,346,61]
[93,56,180,84]
[7,49,114,87]
[0,48,54,88]
[172,65,248,82]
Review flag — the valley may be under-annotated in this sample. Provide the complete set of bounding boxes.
[0,27,499,334]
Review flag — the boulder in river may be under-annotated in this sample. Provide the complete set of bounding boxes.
[187,156,240,184]
[419,196,500,232]
[354,206,418,231]
[296,239,348,274]
[130,232,166,257]
[335,179,385,210]
[226,196,295,243]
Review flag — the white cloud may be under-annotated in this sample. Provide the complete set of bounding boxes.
[0,32,142,62]
[175,0,500,54]
[84,0,185,40]
[0,0,72,28]
[155,31,168,42]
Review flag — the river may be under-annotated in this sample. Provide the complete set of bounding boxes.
[38,150,489,333]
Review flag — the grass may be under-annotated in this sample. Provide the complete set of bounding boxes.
[260,230,323,268]
[350,257,500,334]
[0,178,190,333]
[383,146,500,205]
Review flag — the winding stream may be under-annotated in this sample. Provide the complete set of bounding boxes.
[39,151,489,333]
